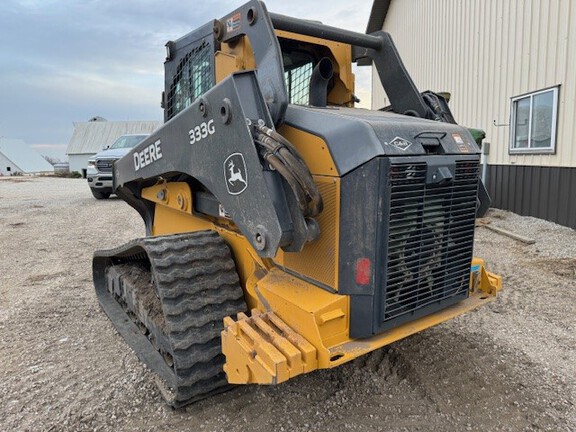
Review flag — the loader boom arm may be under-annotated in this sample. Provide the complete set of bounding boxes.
[115,72,300,257]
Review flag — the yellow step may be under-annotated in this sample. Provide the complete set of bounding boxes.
[222,309,318,384]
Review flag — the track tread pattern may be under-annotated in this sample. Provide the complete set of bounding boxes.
[96,230,246,408]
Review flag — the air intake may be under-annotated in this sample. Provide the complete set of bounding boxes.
[378,158,479,330]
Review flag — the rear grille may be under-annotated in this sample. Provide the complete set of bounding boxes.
[96,159,115,173]
[382,160,478,324]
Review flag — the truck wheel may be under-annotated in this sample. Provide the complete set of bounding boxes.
[91,189,111,199]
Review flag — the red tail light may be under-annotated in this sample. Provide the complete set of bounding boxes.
[355,258,371,285]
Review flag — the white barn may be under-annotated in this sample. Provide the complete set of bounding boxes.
[0,138,54,175]
[66,118,161,175]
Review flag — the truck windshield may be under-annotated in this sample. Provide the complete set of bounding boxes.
[110,135,148,149]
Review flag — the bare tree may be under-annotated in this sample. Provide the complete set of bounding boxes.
[42,155,61,166]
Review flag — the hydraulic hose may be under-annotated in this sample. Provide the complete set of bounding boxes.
[253,123,323,218]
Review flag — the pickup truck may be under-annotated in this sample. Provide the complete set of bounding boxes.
[86,134,148,199]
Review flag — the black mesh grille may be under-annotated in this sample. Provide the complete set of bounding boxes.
[96,159,115,173]
[382,160,479,323]
[285,62,313,105]
[166,41,214,121]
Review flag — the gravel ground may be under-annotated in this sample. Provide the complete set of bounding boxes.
[0,176,575,432]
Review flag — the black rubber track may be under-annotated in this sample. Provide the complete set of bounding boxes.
[93,231,246,408]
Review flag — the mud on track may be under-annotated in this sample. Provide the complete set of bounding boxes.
[1,177,574,431]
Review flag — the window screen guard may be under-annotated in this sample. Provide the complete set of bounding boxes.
[165,39,215,121]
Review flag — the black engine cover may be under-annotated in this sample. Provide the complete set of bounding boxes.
[339,155,480,338]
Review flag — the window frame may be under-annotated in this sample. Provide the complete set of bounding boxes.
[509,85,559,155]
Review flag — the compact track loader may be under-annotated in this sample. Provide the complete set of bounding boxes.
[93,0,501,407]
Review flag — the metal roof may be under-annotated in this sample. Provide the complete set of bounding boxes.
[66,120,162,155]
[0,138,54,173]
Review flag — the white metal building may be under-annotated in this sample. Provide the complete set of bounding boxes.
[66,118,161,175]
[368,0,576,228]
[0,138,54,175]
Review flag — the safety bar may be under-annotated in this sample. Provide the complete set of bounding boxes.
[270,12,383,50]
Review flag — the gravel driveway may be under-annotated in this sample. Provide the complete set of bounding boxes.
[1,176,575,431]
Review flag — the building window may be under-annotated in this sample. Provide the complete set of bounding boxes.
[510,86,559,154]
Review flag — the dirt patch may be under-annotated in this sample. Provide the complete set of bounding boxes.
[486,208,510,220]
[25,271,68,284]
[0,177,33,183]
[116,263,167,333]
[532,257,576,279]
[0,177,575,432]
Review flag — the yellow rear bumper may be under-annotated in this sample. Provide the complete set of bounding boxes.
[222,257,501,385]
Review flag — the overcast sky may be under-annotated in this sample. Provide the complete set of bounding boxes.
[0,0,374,161]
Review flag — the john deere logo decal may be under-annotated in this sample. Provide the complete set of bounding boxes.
[224,153,248,195]
[389,137,412,151]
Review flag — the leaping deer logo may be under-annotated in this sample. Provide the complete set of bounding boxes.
[227,160,247,186]
[224,153,248,195]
